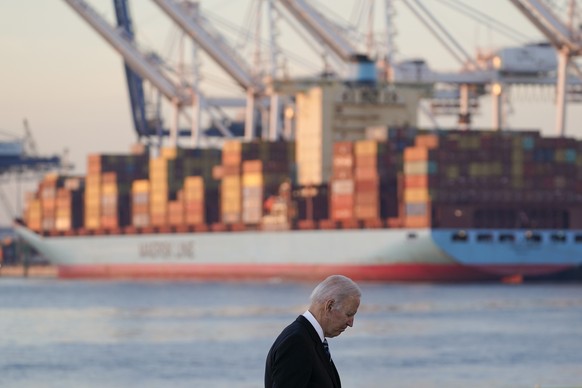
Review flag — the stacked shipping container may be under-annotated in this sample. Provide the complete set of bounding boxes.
[329,139,403,227]
[22,129,582,234]
[131,180,150,228]
[330,142,354,221]
[218,140,295,227]
[22,174,84,233]
[85,152,149,230]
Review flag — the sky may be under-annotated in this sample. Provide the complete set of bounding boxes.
[1,0,581,225]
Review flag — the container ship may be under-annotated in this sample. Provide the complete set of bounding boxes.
[13,81,582,282]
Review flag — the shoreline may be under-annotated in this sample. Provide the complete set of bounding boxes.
[0,265,57,278]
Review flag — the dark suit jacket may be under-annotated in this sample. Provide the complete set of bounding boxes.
[265,315,341,388]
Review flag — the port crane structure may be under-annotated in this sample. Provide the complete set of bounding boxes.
[366,0,582,133]
[508,0,582,136]
[63,0,253,147]
[0,120,63,222]
[150,0,266,141]
[64,0,582,142]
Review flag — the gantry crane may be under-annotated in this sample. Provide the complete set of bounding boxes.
[0,120,62,221]
[508,0,582,136]
[113,0,158,139]
[278,0,363,63]
[150,0,266,140]
[63,0,247,147]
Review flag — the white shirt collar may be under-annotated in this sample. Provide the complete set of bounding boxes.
[302,310,325,342]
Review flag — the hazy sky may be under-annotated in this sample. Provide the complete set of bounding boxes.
[1,0,581,225]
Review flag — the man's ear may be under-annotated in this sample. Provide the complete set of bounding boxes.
[325,299,334,312]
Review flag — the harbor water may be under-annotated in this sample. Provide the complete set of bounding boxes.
[1,279,581,388]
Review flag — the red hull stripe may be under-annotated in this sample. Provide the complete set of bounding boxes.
[57,263,500,282]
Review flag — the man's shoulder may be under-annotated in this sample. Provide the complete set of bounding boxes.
[281,315,308,333]
[277,316,312,341]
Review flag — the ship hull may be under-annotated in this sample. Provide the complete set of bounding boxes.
[14,224,582,282]
[55,262,495,282]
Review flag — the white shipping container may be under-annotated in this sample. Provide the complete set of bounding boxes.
[331,179,355,195]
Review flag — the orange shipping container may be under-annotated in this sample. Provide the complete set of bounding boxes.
[404,147,431,162]
[132,179,149,192]
[242,160,263,173]
[354,140,379,156]
[404,175,431,188]
[404,215,431,228]
[355,205,379,220]
[354,154,378,168]
[333,142,353,155]
[404,188,430,202]
[415,134,439,148]
[355,178,379,192]
[355,192,379,205]
[185,212,204,225]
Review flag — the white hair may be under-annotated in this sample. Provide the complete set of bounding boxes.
[309,275,361,310]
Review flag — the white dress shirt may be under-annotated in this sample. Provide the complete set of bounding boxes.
[302,310,325,342]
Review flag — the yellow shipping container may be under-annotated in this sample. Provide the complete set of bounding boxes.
[243,173,263,187]
[85,216,100,230]
[354,140,378,156]
[161,146,178,159]
[222,201,241,213]
[222,189,241,202]
[101,184,117,195]
[132,179,150,192]
[150,202,168,213]
[85,194,101,207]
[85,174,101,186]
[149,157,169,171]
[223,140,242,153]
[404,188,430,202]
[150,190,170,201]
[404,147,430,162]
[184,176,203,189]
[222,176,241,189]
[184,188,204,202]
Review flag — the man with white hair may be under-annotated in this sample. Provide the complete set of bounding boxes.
[264,275,362,388]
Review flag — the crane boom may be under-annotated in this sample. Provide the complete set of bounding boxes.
[508,0,582,136]
[63,0,190,105]
[151,0,260,91]
[508,0,582,53]
[113,0,152,138]
[278,0,361,61]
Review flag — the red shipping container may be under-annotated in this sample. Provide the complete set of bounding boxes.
[355,178,379,192]
[333,142,353,155]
